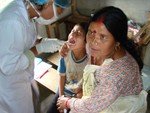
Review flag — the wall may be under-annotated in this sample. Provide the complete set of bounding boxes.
[76,0,150,24]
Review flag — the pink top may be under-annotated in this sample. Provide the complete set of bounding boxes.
[69,52,143,113]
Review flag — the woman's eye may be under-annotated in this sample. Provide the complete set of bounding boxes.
[100,35,107,41]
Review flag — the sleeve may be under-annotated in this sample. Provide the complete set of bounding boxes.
[69,68,122,112]
[24,50,35,74]
[57,57,66,75]
[0,20,30,75]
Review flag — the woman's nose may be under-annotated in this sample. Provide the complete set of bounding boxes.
[91,37,98,46]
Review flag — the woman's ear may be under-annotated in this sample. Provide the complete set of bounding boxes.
[115,42,120,51]
[116,42,120,46]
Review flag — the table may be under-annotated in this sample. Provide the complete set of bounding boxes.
[47,52,60,69]
[35,52,60,93]
[35,67,59,93]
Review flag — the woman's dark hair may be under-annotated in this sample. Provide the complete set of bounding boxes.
[89,6,143,70]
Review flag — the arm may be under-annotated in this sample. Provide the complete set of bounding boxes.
[59,75,66,96]
[69,83,120,112]
[31,38,66,56]
[0,20,32,75]
[57,57,66,96]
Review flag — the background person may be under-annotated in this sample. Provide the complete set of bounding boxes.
[0,0,68,113]
[57,6,147,113]
[28,0,70,25]
[47,22,88,113]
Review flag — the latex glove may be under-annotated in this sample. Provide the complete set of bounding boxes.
[36,38,66,54]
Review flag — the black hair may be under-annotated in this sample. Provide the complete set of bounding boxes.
[89,6,143,70]
[76,22,88,42]
[79,22,88,32]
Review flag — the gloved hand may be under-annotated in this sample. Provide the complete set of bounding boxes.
[36,38,66,54]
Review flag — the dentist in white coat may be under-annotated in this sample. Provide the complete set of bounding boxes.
[0,0,68,113]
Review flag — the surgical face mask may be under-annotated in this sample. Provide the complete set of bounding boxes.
[26,1,58,25]
[35,15,58,25]
[28,1,58,25]
[35,3,58,25]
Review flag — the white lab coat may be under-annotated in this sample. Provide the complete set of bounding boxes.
[0,0,37,113]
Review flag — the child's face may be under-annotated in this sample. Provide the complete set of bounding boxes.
[67,25,86,50]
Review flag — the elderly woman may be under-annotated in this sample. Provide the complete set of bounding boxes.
[57,6,147,113]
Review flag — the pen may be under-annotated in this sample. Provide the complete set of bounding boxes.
[39,70,49,79]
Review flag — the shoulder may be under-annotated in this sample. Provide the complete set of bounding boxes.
[98,52,139,77]
[0,1,27,24]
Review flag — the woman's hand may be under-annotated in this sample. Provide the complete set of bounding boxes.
[59,43,69,57]
[57,95,70,112]
[74,88,83,98]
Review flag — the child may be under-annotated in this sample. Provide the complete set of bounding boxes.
[47,22,88,113]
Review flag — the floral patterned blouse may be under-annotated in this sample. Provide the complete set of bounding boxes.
[69,52,143,113]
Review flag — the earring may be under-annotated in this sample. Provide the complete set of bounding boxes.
[115,42,120,51]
